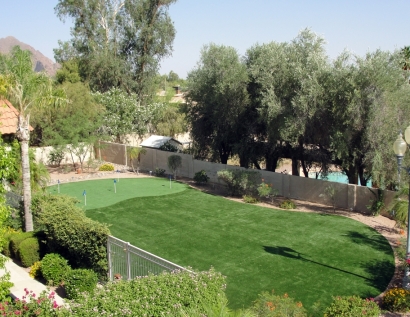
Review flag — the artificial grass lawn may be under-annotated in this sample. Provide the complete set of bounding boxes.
[53,178,395,313]
[48,177,186,210]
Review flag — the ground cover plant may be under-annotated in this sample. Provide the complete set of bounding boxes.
[54,178,395,314]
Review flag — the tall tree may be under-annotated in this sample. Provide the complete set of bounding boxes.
[186,44,249,164]
[54,0,177,102]
[245,29,328,173]
[0,47,66,231]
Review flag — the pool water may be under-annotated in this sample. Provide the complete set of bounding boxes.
[308,172,372,187]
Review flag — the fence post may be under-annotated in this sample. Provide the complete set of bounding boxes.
[126,242,131,280]
[107,237,112,281]
[124,144,127,167]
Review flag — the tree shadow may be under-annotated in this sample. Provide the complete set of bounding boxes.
[344,230,393,255]
[263,245,370,281]
[360,259,395,291]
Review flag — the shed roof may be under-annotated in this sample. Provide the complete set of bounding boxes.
[140,135,182,149]
[0,99,33,135]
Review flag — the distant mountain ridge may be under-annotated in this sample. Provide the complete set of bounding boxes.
[0,36,60,76]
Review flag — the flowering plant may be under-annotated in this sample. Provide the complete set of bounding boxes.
[0,288,63,316]
[257,180,278,203]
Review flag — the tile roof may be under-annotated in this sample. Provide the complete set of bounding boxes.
[0,99,33,135]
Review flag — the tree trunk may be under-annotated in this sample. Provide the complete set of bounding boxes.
[292,158,300,176]
[16,114,33,232]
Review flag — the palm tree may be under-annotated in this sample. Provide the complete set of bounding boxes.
[0,46,66,231]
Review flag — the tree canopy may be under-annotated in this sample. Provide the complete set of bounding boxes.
[185,30,410,188]
[54,0,177,103]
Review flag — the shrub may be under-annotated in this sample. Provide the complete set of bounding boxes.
[257,180,279,203]
[34,194,110,278]
[249,290,306,317]
[217,169,260,196]
[194,170,210,184]
[48,147,65,167]
[155,167,166,177]
[243,195,259,204]
[68,268,226,316]
[168,154,182,179]
[1,230,20,257]
[324,295,381,317]
[41,253,71,286]
[0,289,64,315]
[98,163,114,171]
[18,237,40,267]
[159,141,178,152]
[9,231,34,259]
[64,268,98,299]
[279,199,296,210]
[382,287,410,312]
[29,261,42,279]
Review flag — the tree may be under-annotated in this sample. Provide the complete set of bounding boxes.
[54,0,177,102]
[0,46,66,232]
[92,87,165,143]
[128,146,146,173]
[186,44,249,164]
[167,154,181,179]
[245,29,329,174]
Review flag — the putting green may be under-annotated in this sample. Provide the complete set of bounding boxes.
[48,177,188,210]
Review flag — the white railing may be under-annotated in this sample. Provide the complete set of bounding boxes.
[107,235,192,281]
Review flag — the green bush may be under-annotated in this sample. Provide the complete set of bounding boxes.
[159,141,178,152]
[98,163,114,171]
[382,287,410,312]
[217,169,260,196]
[279,199,296,210]
[41,253,71,286]
[48,147,65,166]
[18,237,40,267]
[257,181,279,203]
[249,290,306,317]
[194,170,210,184]
[1,231,19,257]
[155,167,166,177]
[243,195,259,204]
[324,295,381,317]
[168,154,182,179]
[64,268,98,299]
[68,268,226,316]
[9,231,34,260]
[34,194,110,278]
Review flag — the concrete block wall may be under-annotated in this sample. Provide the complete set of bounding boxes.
[102,143,394,214]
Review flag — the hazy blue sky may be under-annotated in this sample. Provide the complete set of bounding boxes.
[1,0,409,78]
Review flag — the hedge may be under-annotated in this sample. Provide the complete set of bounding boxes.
[9,232,34,260]
[18,237,40,267]
[33,194,110,278]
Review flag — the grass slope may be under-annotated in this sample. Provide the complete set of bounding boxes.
[76,180,395,313]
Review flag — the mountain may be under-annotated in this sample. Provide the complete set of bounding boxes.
[0,36,60,76]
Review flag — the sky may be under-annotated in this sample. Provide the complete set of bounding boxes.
[1,0,409,79]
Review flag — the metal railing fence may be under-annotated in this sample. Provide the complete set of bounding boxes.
[107,235,191,280]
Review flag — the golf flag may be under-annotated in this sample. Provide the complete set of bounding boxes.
[114,179,117,193]
[57,179,60,193]
[83,190,86,206]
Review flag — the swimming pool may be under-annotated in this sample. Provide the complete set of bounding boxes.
[308,172,372,187]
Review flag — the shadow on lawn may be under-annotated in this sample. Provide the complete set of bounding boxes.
[263,245,371,281]
[344,230,393,255]
[360,259,395,291]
